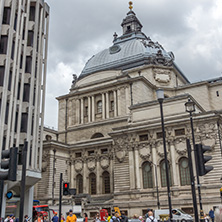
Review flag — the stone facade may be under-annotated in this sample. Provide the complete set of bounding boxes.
[36,7,222,218]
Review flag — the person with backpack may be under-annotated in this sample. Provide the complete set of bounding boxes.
[145,211,157,222]
[110,212,120,222]
[120,212,128,222]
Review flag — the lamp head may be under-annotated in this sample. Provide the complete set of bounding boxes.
[185,98,195,113]
[156,88,164,102]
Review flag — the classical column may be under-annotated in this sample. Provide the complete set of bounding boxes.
[76,99,80,124]
[81,98,84,124]
[96,158,101,194]
[128,149,135,189]
[92,96,95,122]
[114,90,117,117]
[110,154,114,193]
[106,92,109,119]
[88,96,91,122]
[125,86,130,114]
[169,140,179,186]
[151,143,158,187]
[117,88,121,116]
[134,148,141,189]
[102,93,105,119]
[71,161,75,188]
[83,160,88,193]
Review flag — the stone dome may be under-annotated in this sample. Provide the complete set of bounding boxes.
[79,10,175,79]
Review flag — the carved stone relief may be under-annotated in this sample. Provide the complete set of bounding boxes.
[87,157,96,171]
[174,138,187,155]
[153,68,171,83]
[156,141,164,157]
[115,150,126,163]
[139,143,151,159]
[100,156,110,169]
[74,159,83,172]
[42,150,49,172]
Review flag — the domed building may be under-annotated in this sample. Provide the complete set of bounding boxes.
[36,4,222,218]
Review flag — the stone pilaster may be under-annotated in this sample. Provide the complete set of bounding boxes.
[92,96,95,122]
[106,92,109,119]
[81,98,84,124]
[88,96,91,122]
[114,90,117,117]
[102,93,105,119]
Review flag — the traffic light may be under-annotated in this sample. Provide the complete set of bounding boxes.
[195,144,213,176]
[63,182,70,195]
[0,147,18,181]
[220,187,222,198]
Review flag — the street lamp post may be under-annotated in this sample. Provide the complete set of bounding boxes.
[150,161,160,209]
[185,99,204,221]
[156,89,172,221]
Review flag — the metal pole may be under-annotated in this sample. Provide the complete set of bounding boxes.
[154,164,160,209]
[59,173,62,222]
[0,180,3,219]
[19,142,28,222]
[159,99,172,221]
[186,139,199,222]
[189,113,203,215]
[52,148,56,205]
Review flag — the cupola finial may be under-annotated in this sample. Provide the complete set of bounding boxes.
[129,1,133,10]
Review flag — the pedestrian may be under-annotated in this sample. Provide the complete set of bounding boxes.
[110,212,118,222]
[4,216,10,222]
[61,214,65,222]
[120,212,128,222]
[139,216,144,222]
[130,214,140,222]
[215,206,222,222]
[204,214,210,222]
[209,209,215,222]
[95,213,100,222]
[52,212,59,222]
[83,213,88,222]
[66,209,77,222]
[145,211,157,222]
[37,214,43,222]
[145,209,152,221]
[9,215,14,222]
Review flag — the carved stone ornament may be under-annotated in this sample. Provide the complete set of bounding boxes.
[74,159,83,172]
[100,156,110,169]
[202,138,216,149]
[139,144,151,159]
[175,138,187,155]
[42,150,49,172]
[156,141,164,157]
[153,68,171,83]
[87,157,96,171]
[115,150,126,163]
[113,135,130,151]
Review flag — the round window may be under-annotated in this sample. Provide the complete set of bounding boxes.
[181,159,188,168]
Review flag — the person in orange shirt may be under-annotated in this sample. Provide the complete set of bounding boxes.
[66,209,77,222]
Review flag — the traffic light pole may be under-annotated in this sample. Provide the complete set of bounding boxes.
[19,142,28,222]
[0,180,3,219]
[189,113,204,220]
[59,173,62,222]
[187,139,199,222]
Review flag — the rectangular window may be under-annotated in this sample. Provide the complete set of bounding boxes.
[11,40,15,59]
[20,113,28,132]
[110,101,114,111]
[156,132,163,139]
[5,102,9,124]
[14,112,18,132]
[88,150,94,156]
[0,36,8,54]
[3,7,11,24]
[175,128,185,136]
[25,56,32,73]
[27,31,34,46]
[101,148,108,154]
[75,152,82,158]
[14,13,17,31]
[23,83,30,102]
[0,66,5,86]
[8,71,12,91]
[139,134,148,141]
[29,6,36,21]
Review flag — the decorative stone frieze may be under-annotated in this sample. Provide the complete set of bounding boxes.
[74,159,83,172]
[100,156,110,169]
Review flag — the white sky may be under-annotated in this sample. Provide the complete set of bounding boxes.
[44,0,222,128]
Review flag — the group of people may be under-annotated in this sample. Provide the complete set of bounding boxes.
[3,215,18,222]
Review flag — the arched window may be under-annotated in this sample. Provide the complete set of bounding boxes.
[179,157,190,186]
[76,174,83,194]
[89,173,96,195]
[97,100,102,113]
[142,162,153,188]
[160,160,172,187]
[102,171,110,194]
[91,133,104,139]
